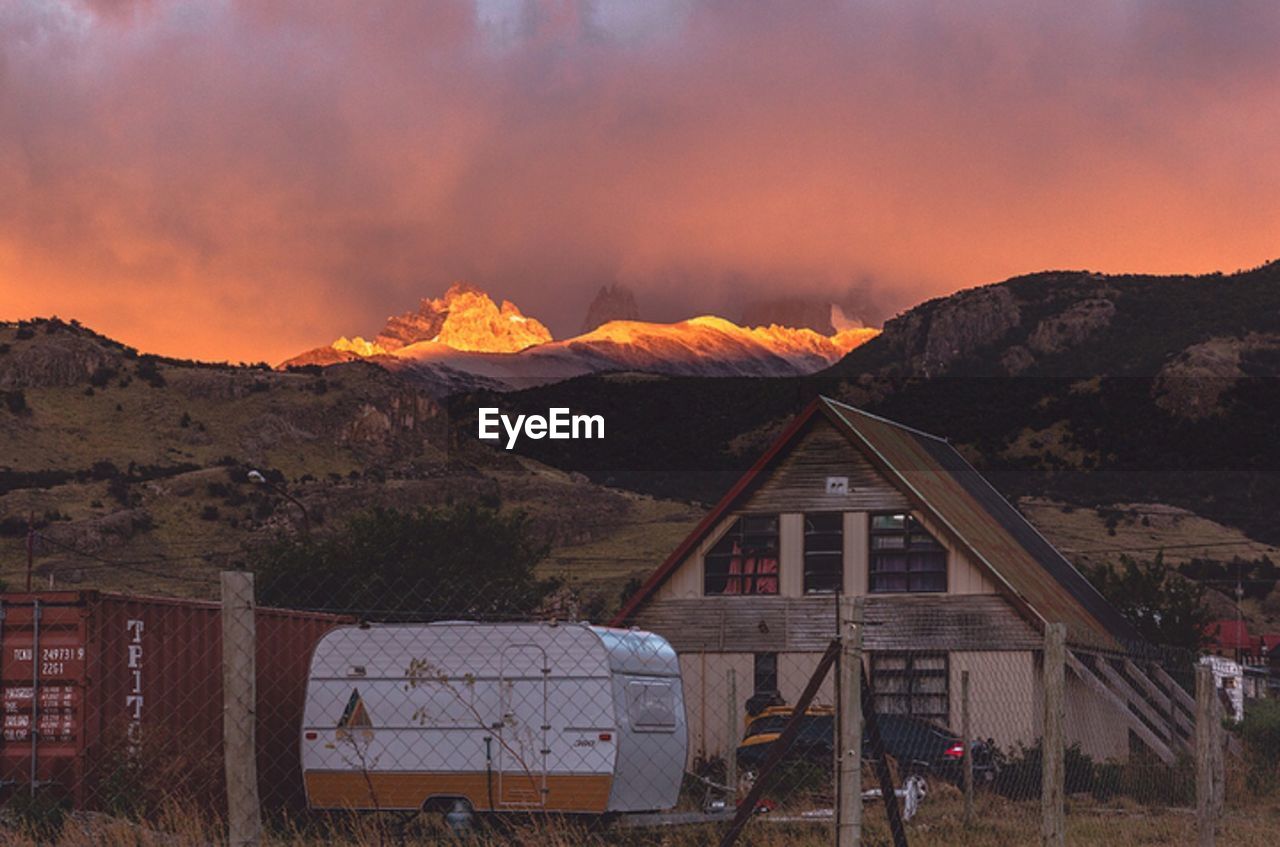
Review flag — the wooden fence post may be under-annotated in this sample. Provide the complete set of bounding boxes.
[1042,623,1066,847]
[962,669,973,827]
[836,596,863,847]
[1196,662,1218,847]
[222,571,261,847]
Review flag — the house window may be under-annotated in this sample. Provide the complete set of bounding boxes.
[704,515,780,595]
[804,513,844,594]
[753,653,779,695]
[871,653,949,724]
[869,513,947,593]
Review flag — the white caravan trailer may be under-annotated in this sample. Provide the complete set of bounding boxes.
[302,622,687,817]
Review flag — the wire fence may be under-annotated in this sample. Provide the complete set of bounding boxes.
[0,574,1266,846]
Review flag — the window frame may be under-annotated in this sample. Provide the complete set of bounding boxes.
[868,512,948,594]
[803,512,844,594]
[870,652,950,724]
[703,514,781,596]
[753,652,779,696]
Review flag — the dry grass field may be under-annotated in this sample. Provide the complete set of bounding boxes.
[6,790,1280,847]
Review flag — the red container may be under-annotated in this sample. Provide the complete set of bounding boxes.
[0,591,349,810]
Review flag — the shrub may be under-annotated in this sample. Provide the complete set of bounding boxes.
[254,505,556,619]
[107,476,131,506]
[993,741,1192,804]
[199,505,220,521]
[2,389,29,415]
[91,460,122,480]
[89,365,117,388]
[135,356,166,388]
[2,787,67,840]
[1230,699,1280,795]
[93,722,222,820]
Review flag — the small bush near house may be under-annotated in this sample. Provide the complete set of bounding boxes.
[994,742,1193,805]
[1230,699,1280,795]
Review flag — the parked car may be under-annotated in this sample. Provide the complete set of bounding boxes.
[735,706,998,785]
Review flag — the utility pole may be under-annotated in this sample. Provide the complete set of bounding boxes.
[248,470,310,535]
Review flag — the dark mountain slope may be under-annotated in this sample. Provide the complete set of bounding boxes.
[448,261,1280,544]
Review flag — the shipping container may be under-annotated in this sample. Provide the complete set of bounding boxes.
[0,591,349,811]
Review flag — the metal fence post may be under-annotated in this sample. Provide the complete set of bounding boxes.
[1042,623,1065,847]
[836,595,862,847]
[962,669,973,827]
[222,571,261,847]
[1195,662,1217,847]
[726,668,737,802]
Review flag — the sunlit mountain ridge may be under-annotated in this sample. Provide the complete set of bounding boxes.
[283,284,879,392]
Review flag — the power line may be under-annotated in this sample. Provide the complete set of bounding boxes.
[32,533,225,584]
[1061,540,1275,555]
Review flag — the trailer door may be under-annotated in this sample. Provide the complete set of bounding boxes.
[497,643,548,808]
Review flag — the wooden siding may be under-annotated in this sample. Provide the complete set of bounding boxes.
[950,651,1038,749]
[651,512,739,601]
[1065,664,1135,761]
[652,506,998,601]
[680,651,836,762]
[633,594,1040,653]
[740,419,909,514]
[843,511,869,595]
[910,509,999,595]
[779,513,804,597]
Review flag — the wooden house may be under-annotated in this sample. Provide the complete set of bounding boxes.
[612,397,1194,765]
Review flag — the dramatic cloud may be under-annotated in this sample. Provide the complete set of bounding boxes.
[1,0,1277,361]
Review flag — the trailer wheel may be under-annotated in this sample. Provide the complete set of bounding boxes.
[425,797,476,834]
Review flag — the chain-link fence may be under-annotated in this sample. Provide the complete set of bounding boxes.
[0,575,1266,846]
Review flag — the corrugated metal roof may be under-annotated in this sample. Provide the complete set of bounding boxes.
[614,396,1140,652]
[822,397,1139,651]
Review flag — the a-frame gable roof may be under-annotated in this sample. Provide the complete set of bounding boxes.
[613,397,1139,651]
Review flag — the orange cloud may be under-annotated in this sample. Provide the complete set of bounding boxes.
[0,0,1277,361]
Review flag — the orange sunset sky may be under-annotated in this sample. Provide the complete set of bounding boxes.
[1,0,1277,363]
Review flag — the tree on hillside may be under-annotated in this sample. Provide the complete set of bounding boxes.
[253,505,555,620]
[1086,552,1211,651]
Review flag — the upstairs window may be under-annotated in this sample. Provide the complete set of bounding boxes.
[803,513,844,594]
[704,515,779,595]
[869,513,946,593]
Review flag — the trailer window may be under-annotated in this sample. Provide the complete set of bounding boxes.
[627,680,677,732]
